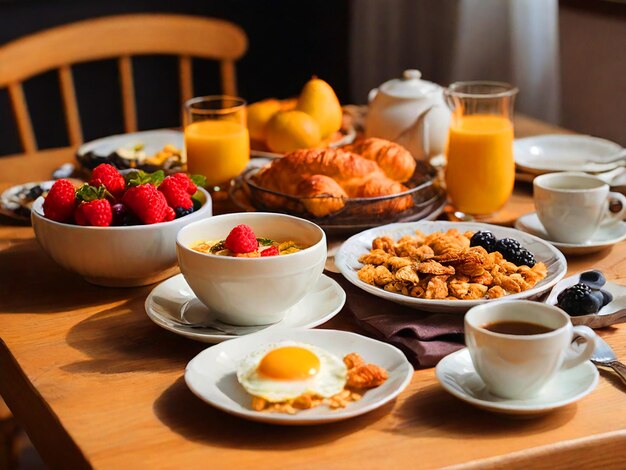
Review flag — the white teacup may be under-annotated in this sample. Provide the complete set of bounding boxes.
[533,172,626,244]
[465,300,596,399]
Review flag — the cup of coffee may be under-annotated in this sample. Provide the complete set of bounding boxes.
[464,300,597,399]
[533,172,626,244]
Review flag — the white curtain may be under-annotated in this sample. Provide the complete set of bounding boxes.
[350,0,561,123]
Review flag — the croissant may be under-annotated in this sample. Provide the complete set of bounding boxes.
[344,138,416,182]
[252,147,413,217]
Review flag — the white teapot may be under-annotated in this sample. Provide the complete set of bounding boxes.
[365,69,450,162]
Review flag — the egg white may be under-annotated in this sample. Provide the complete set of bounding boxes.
[236,341,348,402]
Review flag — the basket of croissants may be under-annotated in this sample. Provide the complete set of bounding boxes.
[238,138,445,230]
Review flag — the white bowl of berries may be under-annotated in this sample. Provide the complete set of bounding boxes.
[31,164,212,287]
[176,213,327,326]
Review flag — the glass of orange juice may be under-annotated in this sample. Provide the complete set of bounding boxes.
[444,82,518,217]
[184,96,249,197]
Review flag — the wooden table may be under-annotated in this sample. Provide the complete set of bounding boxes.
[1,116,625,469]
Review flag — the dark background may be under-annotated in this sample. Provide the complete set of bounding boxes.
[0,0,350,156]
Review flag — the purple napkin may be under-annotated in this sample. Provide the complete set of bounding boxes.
[327,272,465,369]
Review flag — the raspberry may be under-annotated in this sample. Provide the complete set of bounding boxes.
[261,246,280,257]
[171,173,198,195]
[122,184,171,224]
[43,179,76,222]
[75,199,112,226]
[159,176,193,210]
[470,231,497,252]
[89,164,125,200]
[224,224,258,254]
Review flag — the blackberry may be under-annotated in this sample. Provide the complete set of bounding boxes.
[27,185,44,200]
[470,231,497,252]
[579,270,606,289]
[494,238,536,267]
[174,206,194,218]
[557,283,602,316]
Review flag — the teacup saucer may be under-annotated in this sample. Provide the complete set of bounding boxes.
[515,212,626,255]
[435,348,598,416]
[145,273,346,343]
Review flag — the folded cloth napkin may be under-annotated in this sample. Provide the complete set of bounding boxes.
[327,272,465,369]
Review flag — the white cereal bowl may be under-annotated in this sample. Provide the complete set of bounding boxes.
[31,188,212,287]
[176,212,327,326]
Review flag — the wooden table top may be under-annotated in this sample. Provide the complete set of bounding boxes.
[1,115,625,469]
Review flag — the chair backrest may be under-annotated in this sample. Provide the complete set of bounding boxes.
[0,14,248,154]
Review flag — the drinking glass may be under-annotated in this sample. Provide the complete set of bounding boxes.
[184,96,249,197]
[444,82,518,217]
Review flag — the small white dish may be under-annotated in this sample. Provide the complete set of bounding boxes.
[145,273,346,343]
[0,180,55,221]
[514,135,624,175]
[335,221,567,313]
[436,348,598,416]
[77,129,183,159]
[184,328,413,424]
[515,212,626,255]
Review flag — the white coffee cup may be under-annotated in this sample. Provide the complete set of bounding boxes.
[464,300,596,399]
[533,172,626,244]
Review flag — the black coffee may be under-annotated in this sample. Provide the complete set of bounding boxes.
[482,321,554,335]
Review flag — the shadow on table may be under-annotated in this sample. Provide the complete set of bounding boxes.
[61,301,205,374]
[154,376,393,449]
[0,239,130,313]
[389,383,577,438]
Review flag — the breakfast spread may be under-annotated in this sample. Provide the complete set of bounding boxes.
[248,77,344,153]
[556,270,613,316]
[250,138,417,217]
[42,164,205,226]
[357,229,547,300]
[236,341,388,414]
[192,224,308,257]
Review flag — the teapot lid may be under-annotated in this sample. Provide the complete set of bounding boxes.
[379,69,440,98]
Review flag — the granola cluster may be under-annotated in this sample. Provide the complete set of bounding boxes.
[357,229,547,300]
[250,353,388,414]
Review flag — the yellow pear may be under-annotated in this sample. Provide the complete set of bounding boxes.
[265,110,321,154]
[296,77,342,139]
[247,99,282,142]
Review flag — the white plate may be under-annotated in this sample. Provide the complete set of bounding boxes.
[184,328,413,424]
[436,348,598,416]
[0,180,55,221]
[514,135,624,175]
[515,212,626,255]
[77,129,183,162]
[335,221,567,313]
[145,273,345,343]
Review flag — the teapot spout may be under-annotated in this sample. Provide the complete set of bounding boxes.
[396,106,450,163]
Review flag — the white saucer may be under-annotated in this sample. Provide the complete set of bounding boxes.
[185,328,413,425]
[436,348,598,416]
[145,273,346,343]
[515,212,626,255]
[515,135,624,175]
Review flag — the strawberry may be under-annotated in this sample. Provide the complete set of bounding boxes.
[89,164,125,200]
[159,176,193,210]
[75,199,112,226]
[261,246,280,257]
[122,183,171,224]
[225,224,258,254]
[43,179,76,222]
[171,173,199,195]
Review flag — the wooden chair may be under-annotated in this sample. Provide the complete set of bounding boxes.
[0,14,248,154]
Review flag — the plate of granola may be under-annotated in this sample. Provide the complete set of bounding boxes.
[335,221,567,313]
[185,328,412,424]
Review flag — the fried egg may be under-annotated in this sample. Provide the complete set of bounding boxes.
[236,341,348,402]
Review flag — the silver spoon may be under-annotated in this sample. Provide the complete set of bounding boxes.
[590,335,626,386]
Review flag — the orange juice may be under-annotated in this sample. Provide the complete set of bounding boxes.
[185,120,250,186]
[445,115,515,215]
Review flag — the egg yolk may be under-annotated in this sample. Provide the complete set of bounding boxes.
[257,347,320,380]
